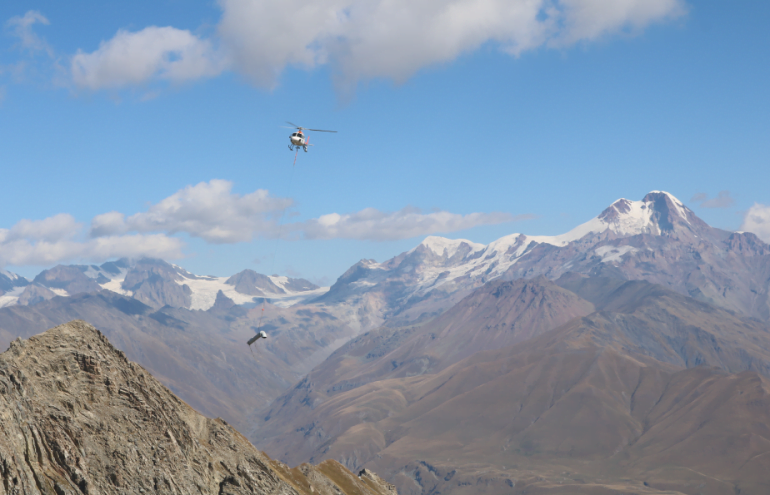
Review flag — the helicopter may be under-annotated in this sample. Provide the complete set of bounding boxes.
[284,121,337,152]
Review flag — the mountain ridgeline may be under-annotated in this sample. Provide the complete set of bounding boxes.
[2,191,770,494]
[0,321,396,495]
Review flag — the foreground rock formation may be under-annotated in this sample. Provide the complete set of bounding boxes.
[0,320,396,495]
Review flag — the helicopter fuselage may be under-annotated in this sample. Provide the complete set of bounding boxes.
[286,123,335,152]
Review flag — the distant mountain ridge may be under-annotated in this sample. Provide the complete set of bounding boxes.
[0,257,324,311]
[314,191,770,324]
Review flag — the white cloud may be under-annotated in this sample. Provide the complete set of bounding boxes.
[71,26,226,90]
[88,179,520,243]
[89,179,293,243]
[299,206,518,241]
[0,213,184,267]
[740,204,770,243]
[2,180,525,265]
[218,0,685,87]
[5,10,52,55]
[2,213,80,242]
[69,0,685,90]
[555,0,686,45]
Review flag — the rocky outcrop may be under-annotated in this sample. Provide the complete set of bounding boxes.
[0,320,396,495]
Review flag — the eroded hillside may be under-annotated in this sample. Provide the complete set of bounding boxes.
[0,320,395,495]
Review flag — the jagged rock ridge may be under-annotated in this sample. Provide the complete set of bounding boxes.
[0,320,395,495]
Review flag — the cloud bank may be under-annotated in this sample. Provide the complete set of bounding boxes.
[68,0,686,90]
[300,207,521,241]
[0,179,522,267]
[0,213,183,267]
[89,180,292,243]
[89,179,518,242]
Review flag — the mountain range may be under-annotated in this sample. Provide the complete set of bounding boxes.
[0,258,323,311]
[2,190,770,494]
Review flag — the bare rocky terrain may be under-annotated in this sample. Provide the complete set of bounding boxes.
[253,276,770,494]
[0,320,396,495]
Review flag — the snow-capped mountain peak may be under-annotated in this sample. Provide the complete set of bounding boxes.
[556,190,698,241]
[317,190,741,326]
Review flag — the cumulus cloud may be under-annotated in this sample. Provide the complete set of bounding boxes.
[221,0,686,87]
[0,214,183,267]
[5,10,52,55]
[299,206,521,241]
[88,179,522,243]
[740,204,770,243]
[2,179,527,265]
[0,214,81,246]
[89,179,293,243]
[690,190,735,209]
[70,0,686,90]
[71,26,226,89]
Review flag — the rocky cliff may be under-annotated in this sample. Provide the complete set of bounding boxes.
[0,320,396,495]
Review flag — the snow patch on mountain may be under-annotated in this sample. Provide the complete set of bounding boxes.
[177,275,329,311]
[99,276,132,297]
[595,245,639,263]
[0,287,26,308]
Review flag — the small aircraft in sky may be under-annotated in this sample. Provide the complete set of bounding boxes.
[284,122,337,152]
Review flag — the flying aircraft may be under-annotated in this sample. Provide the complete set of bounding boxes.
[247,330,267,347]
[284,122,337,152]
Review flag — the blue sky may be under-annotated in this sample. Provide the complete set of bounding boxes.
[1,0,769,284]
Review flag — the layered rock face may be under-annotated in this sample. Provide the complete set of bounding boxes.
[0,320,395,495]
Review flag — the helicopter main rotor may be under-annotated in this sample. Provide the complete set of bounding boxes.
[284,121,337,133]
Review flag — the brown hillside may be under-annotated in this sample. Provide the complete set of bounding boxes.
[254,279,770,494]
[253,277,594,449]
[0,320,395,495]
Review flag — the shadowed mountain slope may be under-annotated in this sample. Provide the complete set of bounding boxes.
[253,277,770,495]
[255,277,595,428]
[0,320,396,495]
